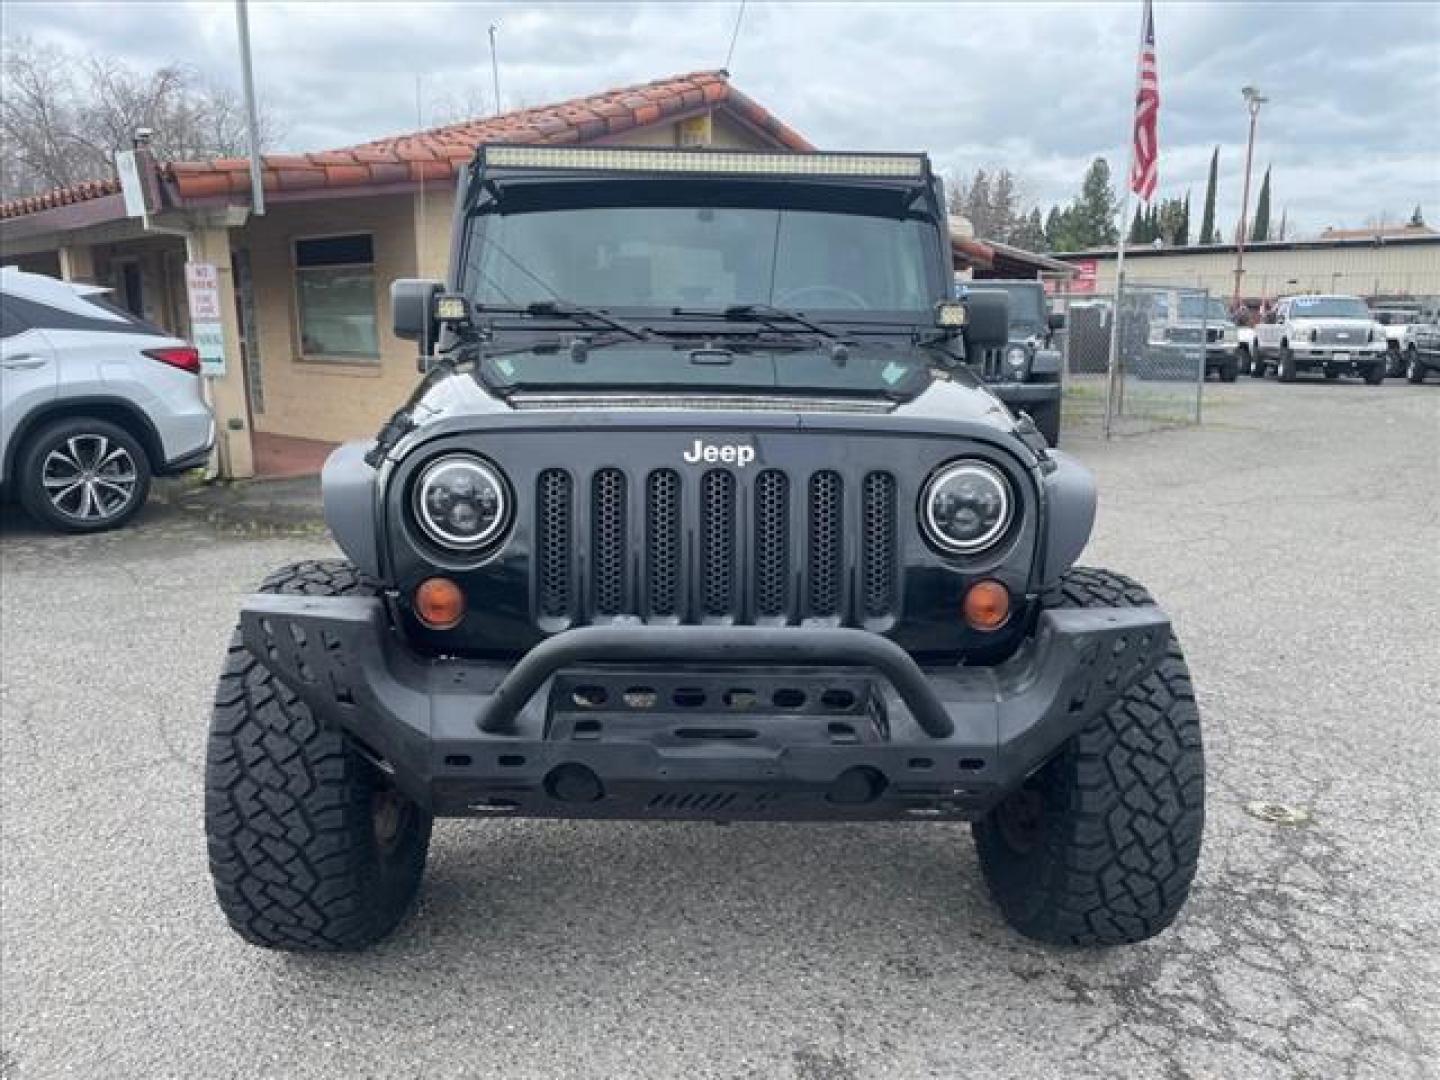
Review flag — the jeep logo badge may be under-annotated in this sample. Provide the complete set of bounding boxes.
[682,439,755,468]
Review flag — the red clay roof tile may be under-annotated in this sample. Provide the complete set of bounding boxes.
[1,70,815,220]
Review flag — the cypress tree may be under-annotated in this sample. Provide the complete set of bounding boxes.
[1251,167,1272,242]
[1199,147,1219,243]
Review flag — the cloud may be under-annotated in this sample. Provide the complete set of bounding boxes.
[5,0,1438,233]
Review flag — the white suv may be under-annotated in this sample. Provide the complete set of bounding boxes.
[1,267,214,532]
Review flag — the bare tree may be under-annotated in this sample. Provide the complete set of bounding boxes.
[1,36,284,200]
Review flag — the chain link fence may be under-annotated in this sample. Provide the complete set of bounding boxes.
[1048,283,1211,438]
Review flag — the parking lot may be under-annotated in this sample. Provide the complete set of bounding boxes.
[1,380,1436,1080]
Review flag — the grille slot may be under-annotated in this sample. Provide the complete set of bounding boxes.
[754,470,790,618]
[862,472,897,618]
[591,468,627,615]
[533,465,899,626]
[701,469,737,617]
[808,470,843,617]
[646,470,681,618]
[537,469,573,618]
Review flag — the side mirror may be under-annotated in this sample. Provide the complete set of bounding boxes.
[961,291,1009,351]
[391,278,443,348]
[1048,310,1066,331]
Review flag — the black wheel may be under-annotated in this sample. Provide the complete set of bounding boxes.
[1245,349,1266,377]
[1407,347,1426,384]
[205,559,433,951]
[16,417,151,532]
[1276,344,1298,382]
[1362,363,1386,386]
[1218,358,1239,383]
[1028,399,1062,447]
[1324,369,1340,380]
[973,567,1205,947]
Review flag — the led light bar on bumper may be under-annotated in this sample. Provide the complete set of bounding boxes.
[482,145,927,179]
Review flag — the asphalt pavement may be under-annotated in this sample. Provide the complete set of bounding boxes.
[1,379,1437,1080]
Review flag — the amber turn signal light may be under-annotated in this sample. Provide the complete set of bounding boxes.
[963,580,1011,631]
[415,577,465,629]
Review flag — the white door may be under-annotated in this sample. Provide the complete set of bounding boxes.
[1,300,59,479]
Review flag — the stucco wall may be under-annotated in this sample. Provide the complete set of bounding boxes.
[241,193,420,442]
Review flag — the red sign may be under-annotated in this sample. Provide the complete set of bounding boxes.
[1070,259,1098,295]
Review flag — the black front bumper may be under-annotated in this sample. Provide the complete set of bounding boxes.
[240,595,1170,821]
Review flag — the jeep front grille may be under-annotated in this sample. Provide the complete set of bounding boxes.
[533,467,900,627]
[973,346,1006,380]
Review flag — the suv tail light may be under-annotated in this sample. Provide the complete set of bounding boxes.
[144,345,202,375]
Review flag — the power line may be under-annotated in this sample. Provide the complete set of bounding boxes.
[723,0,747,72]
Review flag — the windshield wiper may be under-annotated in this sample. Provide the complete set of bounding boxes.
[479,300,656,341]
[672,304,844,341]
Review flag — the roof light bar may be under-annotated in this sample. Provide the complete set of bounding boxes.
[483,145,927,179]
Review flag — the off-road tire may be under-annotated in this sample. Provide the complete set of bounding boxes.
[973,567,1204,947]
[1407,347,1426,384]
[205,559,433,951]
[1362,363,1386,386]
[1217,358,1239,383]
[1277,345,1298,382]
[17,416,151,533]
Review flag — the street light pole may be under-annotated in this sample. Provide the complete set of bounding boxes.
[234,0,265,216]
[1231,85,1267,305]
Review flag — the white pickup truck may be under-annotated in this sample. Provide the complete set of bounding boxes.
[1371,306,1423,377]
[1251,294,1387,384]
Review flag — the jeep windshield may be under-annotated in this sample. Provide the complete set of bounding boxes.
[460,199,941,395]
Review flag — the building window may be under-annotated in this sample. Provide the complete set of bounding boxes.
[294,234,378,361]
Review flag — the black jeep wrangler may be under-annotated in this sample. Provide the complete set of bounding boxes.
[205,146,1204,952]
[961,278,1064,445]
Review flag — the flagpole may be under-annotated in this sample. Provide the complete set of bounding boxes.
[1104,2,1150,438]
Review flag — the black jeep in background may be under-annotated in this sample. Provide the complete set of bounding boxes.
[961,278,1064,445]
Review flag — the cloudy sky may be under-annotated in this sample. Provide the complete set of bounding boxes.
[8,1,1439,238]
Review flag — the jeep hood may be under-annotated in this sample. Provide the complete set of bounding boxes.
[407,364,1015,432]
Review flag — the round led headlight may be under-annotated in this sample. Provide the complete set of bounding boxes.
[412,454,510,552]
[1005,344,1029,369]
[921,460,1014,555]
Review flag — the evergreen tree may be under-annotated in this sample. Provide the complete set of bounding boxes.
[1011,208,1047,252]
[1129,204,1146,244]
[1411,204,1426,227]
[1199,147,1219,243]
[989,169,1020,243]
[963,169,992,238]
[1251,166,1272,242]
[1044,205,1065,250]
[1179,191,1191,246]
[1072,158,1120,247]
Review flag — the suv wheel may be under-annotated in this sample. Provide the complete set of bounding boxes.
[1276,344,1298,382]
[973,567,1205,947]
[1218,357,1239,383]
[1407,346,1426,384]
[16,417,152,533]
[1362,362,1386,386]
[205,560,433,951]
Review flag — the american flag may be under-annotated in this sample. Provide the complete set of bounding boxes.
[1129,0,1160,201]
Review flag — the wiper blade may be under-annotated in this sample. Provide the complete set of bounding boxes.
[673,304,843,340]
[479,299,655,341]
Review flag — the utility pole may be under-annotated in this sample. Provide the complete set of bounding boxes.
[234,0,265,215]
[488,25,502,115]
[1231,85,1268,305]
